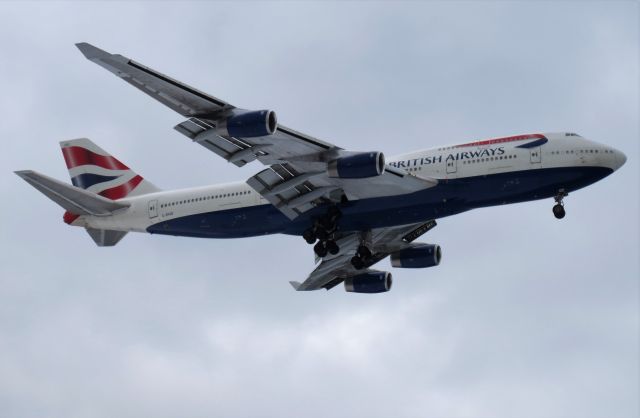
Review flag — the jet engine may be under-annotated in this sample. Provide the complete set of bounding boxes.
[344,271,392,293]
[328,152,385,179]
[390,244,442,268]
[216,109,278,138]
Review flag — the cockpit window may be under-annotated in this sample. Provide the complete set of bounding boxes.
[565,132,581,137]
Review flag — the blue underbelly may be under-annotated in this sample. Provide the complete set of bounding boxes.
[147,166,613,239]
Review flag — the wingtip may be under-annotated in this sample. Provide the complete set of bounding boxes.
[14,170,33,178]
[289,281,302,291]
[75,42,110,60]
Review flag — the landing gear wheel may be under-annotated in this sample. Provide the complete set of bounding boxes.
[351,256,365,270]
[356,245,372,259]
[326,240,340,255]
[553,204,566,219]
[314,241,328,258]
[303,228,316,244]
[553,189,568,220]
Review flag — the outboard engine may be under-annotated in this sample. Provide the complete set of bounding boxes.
[344,271,392,293]
[216,109,277,138]
[390,244,442,268]
[328,152,385,179]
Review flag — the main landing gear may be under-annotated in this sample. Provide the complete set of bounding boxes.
[553,189,568,219]
[350,245,372,270]
[304,207,342,258]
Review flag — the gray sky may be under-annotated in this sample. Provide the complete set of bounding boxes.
[0,2,638,418]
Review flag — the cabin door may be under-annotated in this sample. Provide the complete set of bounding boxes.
[530,147,542,164]
[446,156,457,174]
[148,199,158,219]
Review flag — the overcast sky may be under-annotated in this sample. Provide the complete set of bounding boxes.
[0,2,638,418]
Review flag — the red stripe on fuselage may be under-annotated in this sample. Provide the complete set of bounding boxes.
[456,134,546,148]
[62,146,129,170]
[99,175,143,200]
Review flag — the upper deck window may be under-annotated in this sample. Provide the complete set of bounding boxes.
[565,132,581,137]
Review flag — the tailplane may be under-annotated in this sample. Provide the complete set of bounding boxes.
[15,170,130,247]
[16,138,161,247]
[15,170,130,216]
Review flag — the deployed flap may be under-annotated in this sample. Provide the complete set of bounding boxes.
[15,170,129,216]
[85,228,128,247]
[174,118,267,167]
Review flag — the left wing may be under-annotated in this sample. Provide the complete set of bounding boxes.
[76,43,438,219]
[290,220,437,291]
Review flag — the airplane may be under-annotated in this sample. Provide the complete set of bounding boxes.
[15,43,627,293]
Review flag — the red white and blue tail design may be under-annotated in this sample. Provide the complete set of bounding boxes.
[60,138,159,199]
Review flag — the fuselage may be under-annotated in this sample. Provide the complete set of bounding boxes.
[75,132,626,238]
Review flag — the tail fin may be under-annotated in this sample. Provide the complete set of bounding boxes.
[60,138,159,199]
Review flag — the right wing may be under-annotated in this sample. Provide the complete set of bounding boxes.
[290,220,437,291]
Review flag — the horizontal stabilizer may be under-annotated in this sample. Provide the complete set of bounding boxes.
[289,281,302,291]
[15,170,129,216]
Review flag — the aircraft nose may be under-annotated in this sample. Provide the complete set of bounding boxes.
[614,149,627,170]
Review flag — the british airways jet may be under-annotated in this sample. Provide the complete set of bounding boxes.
[16,43,627,293]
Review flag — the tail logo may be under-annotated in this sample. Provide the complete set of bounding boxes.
[61,145,143,200]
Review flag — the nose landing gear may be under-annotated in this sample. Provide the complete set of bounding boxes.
[553,189,568,219]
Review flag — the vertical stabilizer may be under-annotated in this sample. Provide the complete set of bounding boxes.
[60,138,159,199]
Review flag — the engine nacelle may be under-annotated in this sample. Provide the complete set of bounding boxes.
[390,244,442,268]
[327,152,385,179]
[216,109,277,138]
[344,271,392,293]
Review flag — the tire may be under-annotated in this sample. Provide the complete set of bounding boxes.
[351,256,365,270]
[357,245,372,259]
[314,241,328,258]
[303,228,316,244]
[326,240,340,255]
[553,204,566,219]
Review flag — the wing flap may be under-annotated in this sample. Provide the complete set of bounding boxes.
[247,164,341,219]
[174,118,269,167]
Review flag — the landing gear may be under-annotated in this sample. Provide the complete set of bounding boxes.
[351,255,365,270]
[314,239,339,257]
[314,241,328,258]
[326,240,340,255]
[350,244,373,270]
[303,228,316,244]
[307,206,343,257]
[553,189,568,220]
[553,204,565,219]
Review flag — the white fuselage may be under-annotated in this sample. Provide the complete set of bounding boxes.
[75,132,626,236]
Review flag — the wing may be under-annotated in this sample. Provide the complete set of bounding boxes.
[75,42,233,117]
[290,220,438,291]
[76,43,438,219]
